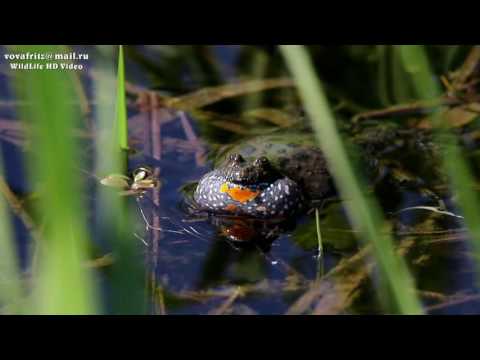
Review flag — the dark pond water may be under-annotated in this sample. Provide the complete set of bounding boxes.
[2,45,480,314]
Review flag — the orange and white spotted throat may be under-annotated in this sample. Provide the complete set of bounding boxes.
[194,154,305,219]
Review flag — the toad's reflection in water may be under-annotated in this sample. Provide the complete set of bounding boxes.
[210,215,298,253]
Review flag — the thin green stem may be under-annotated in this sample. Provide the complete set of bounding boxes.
[116,45,128,151]
[399,45,480,283]
[280,45,423,314]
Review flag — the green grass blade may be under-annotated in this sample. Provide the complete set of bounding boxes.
[376,45,392,107]
[0,158,23,313]
[280,45,423,314]
[315,208,324,279]
[10,45,98,314]
[94,46,146,314]
[398,45,480,280]
[116,45,128,151]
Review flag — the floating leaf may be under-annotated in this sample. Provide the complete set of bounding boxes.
[100,174,130,189]
[446,106,480,127]
[418,105,480,129]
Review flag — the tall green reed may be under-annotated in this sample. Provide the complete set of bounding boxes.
[116,45,128,152]
[11,45,98,314]
[0,158,23,312]
[280,45,423,314]
[94,45,146,314]
[398,45,480,278]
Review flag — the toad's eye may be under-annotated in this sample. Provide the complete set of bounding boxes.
[229,153,245,163]
[253,156,269,168]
